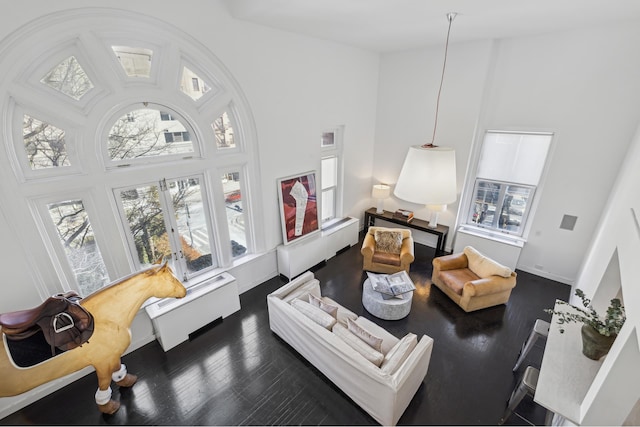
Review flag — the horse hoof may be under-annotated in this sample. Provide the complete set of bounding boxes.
[98,399,120,414]
[116,373,138,388]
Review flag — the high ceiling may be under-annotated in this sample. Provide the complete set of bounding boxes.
[222,0,640,52]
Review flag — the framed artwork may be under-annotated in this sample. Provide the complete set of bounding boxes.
[277,171,319,245]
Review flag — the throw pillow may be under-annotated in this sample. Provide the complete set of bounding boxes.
[464,246,512,279]
[380,333,418,375]
[309,294,338,319]
[290,298,336,330]
[322,296,358,325]
[374,230,403,254]
[347,318,383,352]
[332,323,384,366]
[354,317,399,354]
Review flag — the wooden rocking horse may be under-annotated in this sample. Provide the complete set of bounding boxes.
[0,262,186,414]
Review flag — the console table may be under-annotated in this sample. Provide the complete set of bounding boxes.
[364,207,449,255]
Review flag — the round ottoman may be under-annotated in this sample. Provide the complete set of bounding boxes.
[362,278,413,320]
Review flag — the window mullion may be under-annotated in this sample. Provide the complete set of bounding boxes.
[492,185,508,229]
[159,178,187,280]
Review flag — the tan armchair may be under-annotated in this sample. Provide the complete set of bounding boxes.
[431,246,517,312]
[361,226,414,273]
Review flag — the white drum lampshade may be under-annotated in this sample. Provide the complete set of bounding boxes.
[394,145,456,227]
[372,184,391,213]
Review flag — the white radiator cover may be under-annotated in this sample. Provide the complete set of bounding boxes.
[145,272,240,351]
[277,216,359,280]
[453,226,524,270]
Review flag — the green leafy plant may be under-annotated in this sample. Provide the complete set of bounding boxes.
[545,289,626,336]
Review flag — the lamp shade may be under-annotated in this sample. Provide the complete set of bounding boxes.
[372,184,390,199]
[394,145,457,205]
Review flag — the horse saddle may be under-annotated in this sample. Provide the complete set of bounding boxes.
[0,291,94,355]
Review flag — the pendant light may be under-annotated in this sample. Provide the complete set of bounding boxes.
[394,13,458,228]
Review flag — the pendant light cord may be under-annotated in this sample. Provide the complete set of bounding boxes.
[426,12,456,148]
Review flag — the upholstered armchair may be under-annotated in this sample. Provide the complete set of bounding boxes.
[361,226,414,274]
[432,246,517,312]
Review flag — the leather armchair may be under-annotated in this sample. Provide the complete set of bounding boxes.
[361,226,414,274]
[432,247,517,312]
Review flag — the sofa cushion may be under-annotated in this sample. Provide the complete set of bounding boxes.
[332,323,384,366]
[309,294,338,319]
[380,333,418,375]
[371,251,401,266]
[439,268,479,295]
[347,318,383,352]
[321,296,358,325]
[283,279,322,303]
[464,246,512,279]
[291,298,336,330]
[374,229,403,254]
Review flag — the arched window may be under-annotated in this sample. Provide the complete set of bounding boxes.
[0,9,260,295]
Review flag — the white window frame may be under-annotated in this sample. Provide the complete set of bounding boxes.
[113,174,218,281]
[9,100,83,181]
[27,42,107,111]
[0,10,264,296]
[321,155,338,223]
[102,103,201,169]
[212,105,241,152]
[220,167,250,258]
[29,191,114,294]
[461,130,553,238]
[320,126,344,228]
[466,179,536,236]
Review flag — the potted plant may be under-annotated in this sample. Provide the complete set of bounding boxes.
[545,289,625,360]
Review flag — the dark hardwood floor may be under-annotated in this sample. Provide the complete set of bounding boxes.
[1,235,570,425]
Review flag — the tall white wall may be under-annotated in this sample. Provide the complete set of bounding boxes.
[0,0,378,417]
[374,22,640,283]
[485,23,640,283]
[572,122,640,426]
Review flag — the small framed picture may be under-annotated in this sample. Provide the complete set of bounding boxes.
[277,171,320,245]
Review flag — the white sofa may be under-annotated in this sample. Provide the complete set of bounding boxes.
[267,271,434,426]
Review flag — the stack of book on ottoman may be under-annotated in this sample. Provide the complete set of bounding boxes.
[366,271,416,300]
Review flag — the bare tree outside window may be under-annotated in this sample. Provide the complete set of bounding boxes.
[119,178,213,276]
[47,200,110,296]
[23,115,70,169]
[40,56,94,100]
[120,185,169,265]
[108,108,194,160]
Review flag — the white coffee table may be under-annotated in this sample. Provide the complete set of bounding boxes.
[362,278,413,320]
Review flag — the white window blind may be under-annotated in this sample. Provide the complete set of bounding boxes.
[477,132,552,185]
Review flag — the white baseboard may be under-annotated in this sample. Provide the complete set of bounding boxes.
[516,264,574,286]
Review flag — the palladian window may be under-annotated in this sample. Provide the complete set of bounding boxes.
[0,11,260,295]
